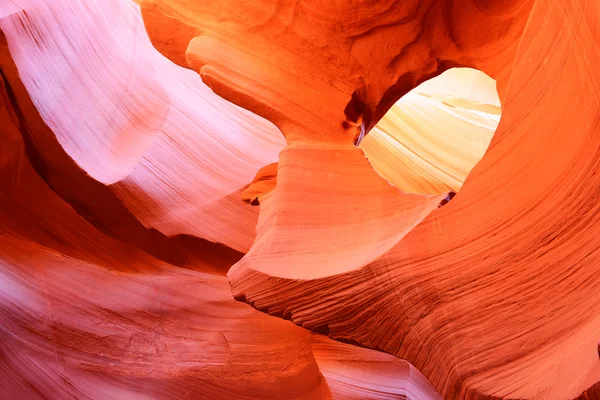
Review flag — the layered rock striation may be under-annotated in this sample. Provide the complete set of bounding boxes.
[0,0,599,399]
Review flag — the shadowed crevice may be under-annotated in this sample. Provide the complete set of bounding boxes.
[0,36,243,274]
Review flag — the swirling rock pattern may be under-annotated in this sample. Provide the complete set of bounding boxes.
[143,0,600,398]
[0,0,286,253]
[0,0,599,399]
[0,44,440,399]
[143,0,532,142]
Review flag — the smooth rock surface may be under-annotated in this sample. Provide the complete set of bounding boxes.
[0,0,598,399]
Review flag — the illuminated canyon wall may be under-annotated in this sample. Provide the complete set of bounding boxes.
[0,0,599,399]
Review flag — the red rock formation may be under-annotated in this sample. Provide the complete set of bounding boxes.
[0,39,440,398]
[0,30,243,274]
[143,0,600,398]
[142,0,532,141]
[1,0,599,399]
[0,0,286,252]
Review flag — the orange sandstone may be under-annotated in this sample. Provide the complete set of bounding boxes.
[0,0,598,399]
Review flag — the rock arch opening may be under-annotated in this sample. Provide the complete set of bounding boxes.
[359,68,501,199]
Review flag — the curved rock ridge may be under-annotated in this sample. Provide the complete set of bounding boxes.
[3,0,171,184]
[241,68,499,204]
[0,0,286,252]
[140,0,600,398]
[0,68,442,399]
[141,0,533,143]
[0,30,243,274]
[229,143,447,280]
[227,0,600,397]
[0,234,442,400]
[310,336,442,400]
[0,0,598,398]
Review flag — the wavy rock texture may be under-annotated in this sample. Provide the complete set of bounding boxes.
[1,0,599,399]
[143,0,600,399]
[0,30,243,274]
[0,0,286,253]
[0,49,441,399]
[241,68,499,203]
[142,0,532,141]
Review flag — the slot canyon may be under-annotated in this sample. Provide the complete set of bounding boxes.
[0,0,599,399]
